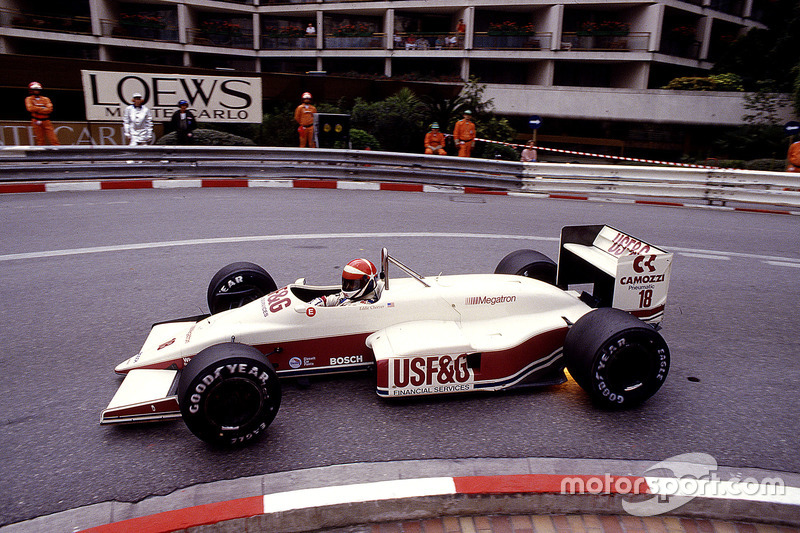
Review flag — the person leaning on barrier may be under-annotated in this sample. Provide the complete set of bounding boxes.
[453,110,476,157]
[25,82,59,146]
[787,139,800,173]
[424,123,446,155]
[169,100,197,145]
[521,140,538,162]
[123,93,154,146]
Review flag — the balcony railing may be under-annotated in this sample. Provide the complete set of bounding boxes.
[560,32,649,52]
[101,19,179,42]
[324,33,385,50]
[261,34,316,49]
[392,32,463,50]
[1,9,91,35]
[189,28,254,49]
[659,38,701,59]
[473,32,552,50]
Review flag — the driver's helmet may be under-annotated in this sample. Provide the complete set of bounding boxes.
[342,258,378,300]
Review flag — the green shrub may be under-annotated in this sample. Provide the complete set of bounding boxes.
[709,73,744,91]
[156,129,256,146]
[473,142,520,161]
[348,128,380,150]
[662,77,719,91]
[743,158,787,171]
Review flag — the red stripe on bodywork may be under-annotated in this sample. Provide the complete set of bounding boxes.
[0,183,46,193]
[101,180,153,190]
[80,495,264,533]
[293,179,337,189]
[380,183,424,192]
[202,178,248,188]
[453,474,650,495]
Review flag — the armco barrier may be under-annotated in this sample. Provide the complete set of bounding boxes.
[1,145,798,209]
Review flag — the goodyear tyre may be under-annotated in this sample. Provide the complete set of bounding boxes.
[207,262,277,314]
[177,343,281,446]
[564,308,669,407]
[494,249,557,285]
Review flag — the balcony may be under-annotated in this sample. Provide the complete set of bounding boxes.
[324,33,385,50]
[102,19,178,43]
[560,32,649,52]
[261,35,316,49]
[392,33,463,50]
[473,32,552,50]
[1,9,91,35]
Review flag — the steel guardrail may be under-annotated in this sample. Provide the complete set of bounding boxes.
[1,145,798,208]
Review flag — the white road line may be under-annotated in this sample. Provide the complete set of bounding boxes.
[1,233,799,268]
[766,260,800,268]
[262,477,456,513]
[679,252,731,260]
[0,232,559,262]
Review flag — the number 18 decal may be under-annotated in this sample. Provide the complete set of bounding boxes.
[639,289,653,308]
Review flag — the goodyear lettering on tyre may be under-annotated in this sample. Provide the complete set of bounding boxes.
[188,362,271,414]
[388,355,474,396]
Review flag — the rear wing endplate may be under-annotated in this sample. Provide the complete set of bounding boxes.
[557,225,673,324]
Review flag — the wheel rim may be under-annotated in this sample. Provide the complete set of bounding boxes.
[204,377,264,430]
[603,342,654,393]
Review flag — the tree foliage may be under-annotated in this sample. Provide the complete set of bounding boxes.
[351,87,427,152]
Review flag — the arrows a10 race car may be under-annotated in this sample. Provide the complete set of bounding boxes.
[102,225,674,446]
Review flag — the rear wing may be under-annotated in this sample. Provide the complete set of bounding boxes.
[557,225,673,324]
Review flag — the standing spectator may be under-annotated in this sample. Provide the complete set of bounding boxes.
[520,140,538,162]
[456,18,466,47]
[306,23,316,36]
[123,92,154,146]
[453,110,476,157]
[424,123,446,155]
[25,81,59,146]
[787,139,800,172]
[169,100,197,145]
[294,91,317,148]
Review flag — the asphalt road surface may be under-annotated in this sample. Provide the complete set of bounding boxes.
[1,187,798,526]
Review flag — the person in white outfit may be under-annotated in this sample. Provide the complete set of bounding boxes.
[123,92,154,146]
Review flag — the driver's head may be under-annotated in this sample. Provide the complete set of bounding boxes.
[342,258,378,300]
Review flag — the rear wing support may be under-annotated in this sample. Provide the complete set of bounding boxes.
[557,225,673,324]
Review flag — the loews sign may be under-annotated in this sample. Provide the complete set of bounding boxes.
[80,70,262,123]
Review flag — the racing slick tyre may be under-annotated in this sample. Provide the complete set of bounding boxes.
[207,262,277,314]
[563,308,669,408]
[177,343,281,446]
[494,249,557,285]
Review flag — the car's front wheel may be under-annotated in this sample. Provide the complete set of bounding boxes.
[564,308,669,407]
[177,343,281,446]
[207,262,277,314]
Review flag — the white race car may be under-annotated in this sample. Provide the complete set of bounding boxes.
[102,225,673,446]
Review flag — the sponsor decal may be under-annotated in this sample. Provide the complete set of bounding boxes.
[303,357,316,366]
[289,357,303,369]
[185,323,197,344]
[633,255,657,273]
[389,355,474,396]
[80,70,262,123]
[261,297,269,318]
[306,307,316,317]
[619,274,665,285]
[606,231,651,257]
[329,355,364,366]
[158,338,176,350]
[465,295,517,306]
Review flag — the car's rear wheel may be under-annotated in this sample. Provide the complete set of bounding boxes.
[494,249,557,285]
[177,343,281,446]
[564,308,669,407]
[207,262,277,314]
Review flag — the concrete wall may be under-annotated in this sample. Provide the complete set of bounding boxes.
[486,84,795,126]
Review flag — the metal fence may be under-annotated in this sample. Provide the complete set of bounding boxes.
[0,145,797,208]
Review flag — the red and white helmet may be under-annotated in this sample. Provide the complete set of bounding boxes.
[28,82,42,90]
[342,259,378,299]
[302,92,312,100]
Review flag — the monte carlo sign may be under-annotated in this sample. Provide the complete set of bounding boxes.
[81,70,262,123]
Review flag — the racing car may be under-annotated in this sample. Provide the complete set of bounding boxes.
[101,225,673,446]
